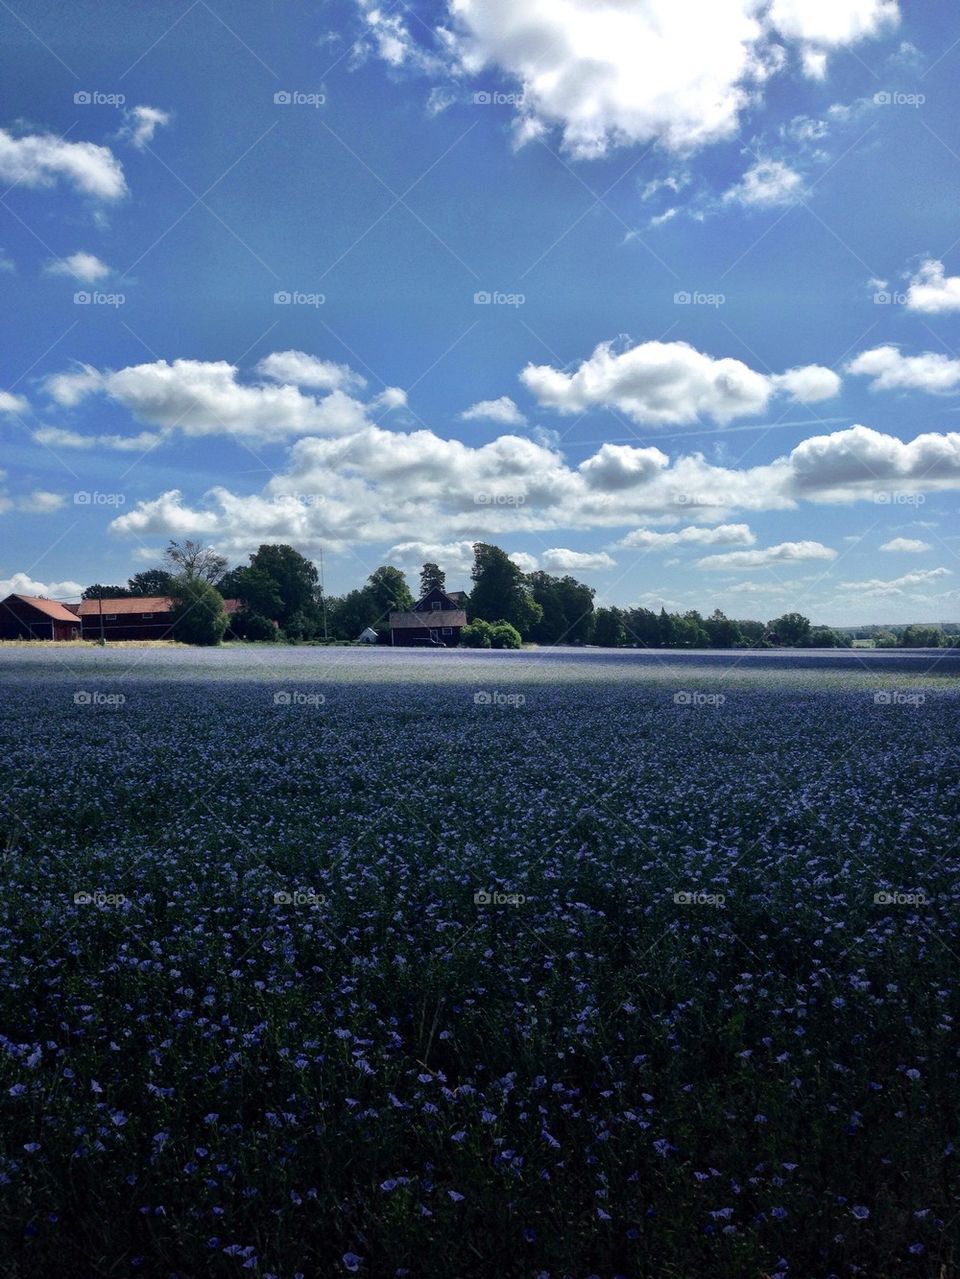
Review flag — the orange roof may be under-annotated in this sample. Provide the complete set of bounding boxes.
[4,594,82,624]
[76,595,172,616]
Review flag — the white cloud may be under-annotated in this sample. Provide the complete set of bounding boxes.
[19,490,65,513]
[904,258,960,313]
[697,540,837,569]
[358,0,898,159]
[522,339,839,425]
[384,539,477,576]
[460,395,526,425]
[0,389,28,415]
[787,424,960,496]
[840,566,949,596]
[0,250,14,273]
[619,523,756,549]
[256,350,367,393]
[34,426,163,452]
[120,105,171,149]
[43,251,111,283]
[725,159,805,207]
[879,537,931,552]
[847,345,960,393]
[538,548,615,572]
[44,357,375,441]
[0,127,126,200]
[578,443,669,489]
[0,571,83,598]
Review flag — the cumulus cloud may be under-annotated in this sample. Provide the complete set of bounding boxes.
[0,127,126,200]
[0,571,83,598]
[357,0,898,161]
[0,389,28,415]
[34,426,164,452]
[840,566,949,596]
[460,396,526,425]
[359,0,898,159]
[879,537,931,552]
[119,105,171,149]
[44,357,374,441]
[847,345,960,393]
[697,540,837,569]
[538,548,615,572]
[787,424,960,496]
[384,540,477,575]
[19,490,65,513]
[724,159,806,207]
[619,523,756,549]
[43,251,112,283]
[904,258,960,313]
[521,339,839,426]
[256,350,367,393]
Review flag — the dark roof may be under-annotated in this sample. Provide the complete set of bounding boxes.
[390,608,467,629]
[3,594,82,624]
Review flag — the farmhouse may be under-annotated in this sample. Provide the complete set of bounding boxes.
[389,585,467,646]
[75,595,241,640]
[0,594,82,641]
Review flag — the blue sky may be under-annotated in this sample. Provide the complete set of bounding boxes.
[2,0,960,623]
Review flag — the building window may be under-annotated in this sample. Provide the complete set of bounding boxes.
[105,615,117,621]
[442,627,452,635]
[431,601,441,610]
[142,613,154,620]
[430,628,439,640]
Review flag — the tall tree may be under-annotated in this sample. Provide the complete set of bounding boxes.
[163,539,227,585]
[366,566,414,618]
[169,577,228,646]
[419,562,446,597]
[81,584,131,600]
[128,568,175,596]
[768,612,811,647]
[469,543,543,637]
[247,545,322,631]
[593,606,626,647]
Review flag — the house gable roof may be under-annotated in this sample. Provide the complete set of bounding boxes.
[4,595,82,624]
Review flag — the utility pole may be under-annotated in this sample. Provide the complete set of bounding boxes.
[319,547,328,640]
[98,592,105,646]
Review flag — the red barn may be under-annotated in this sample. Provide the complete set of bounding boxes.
[389,586,467,646]
[0,594,82,641]
[76,595,242,641]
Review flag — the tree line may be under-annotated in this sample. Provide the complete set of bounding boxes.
[79,540,956,648]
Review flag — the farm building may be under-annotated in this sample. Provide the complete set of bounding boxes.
[389,585,467,646]
[0,594,82,640]
[73,595,241,641]
[358,626,379,644]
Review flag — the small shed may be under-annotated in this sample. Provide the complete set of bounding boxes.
[358,626,379,644]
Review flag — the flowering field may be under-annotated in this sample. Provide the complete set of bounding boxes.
[1,648,958,1278]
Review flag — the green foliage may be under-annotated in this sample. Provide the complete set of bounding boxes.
[127,569,175,596]
[81,584,130,600]
[469,543,543,636]
[593,606,626,647]
[527,571,595,644]
[169,576,228,646]
[489,620,522,649]
[365,565,414,617]
[232,611,278,642]
[419,561,446,596]
[460,619,494,648]
[767,612,812,646]
[163,539,227,585]
[704,608,742,648]
[247,544,322,632]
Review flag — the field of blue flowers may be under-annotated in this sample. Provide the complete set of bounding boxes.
[1,648,957,1278]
